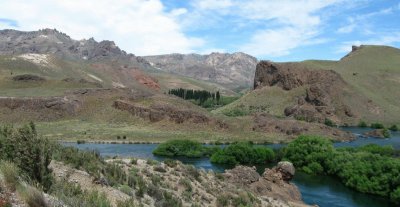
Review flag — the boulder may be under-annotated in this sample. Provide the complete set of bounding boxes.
[276,161,295,181]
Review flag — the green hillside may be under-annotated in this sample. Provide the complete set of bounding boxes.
[215,45,400,125]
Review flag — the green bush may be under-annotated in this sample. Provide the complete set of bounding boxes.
[153,140,218,158]
[223,108,248,117]
[383,128,391,138]
[284,135,400,203]
[210,142,275,165]
[163,158,177,168]
[0,123,53,190]
[370,123,385,129]
[0,161,20,191]
[389,125,399,131]
[324,118,336,127]
[358,121,368,128]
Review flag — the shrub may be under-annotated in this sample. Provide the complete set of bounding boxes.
[284,135,333,169]
[284,135,400,203]
[130,158,137,165]
[153,140,217,158]
[389,125,399,131]
[163,159,177,168]
[18,185,48,207]
[383,128,391,138]
[0,161,20,191]
[0,123,53,190]
[119,185,133,196]
[324,118,336,127]
[154,165,167,173]
[116,199,137,207]
[370,123,385,129]
[185,165,201,181]
[77,140,86,144]
[358,121,368,128]
[179,178,192,192]
[216,193,230,207]
[210,142,275,165]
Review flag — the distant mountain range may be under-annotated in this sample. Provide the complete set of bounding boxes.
[143,52,258,90]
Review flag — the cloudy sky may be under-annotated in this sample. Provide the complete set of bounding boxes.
[0,0,399,61]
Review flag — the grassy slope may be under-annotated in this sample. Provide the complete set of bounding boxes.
[0,55,277,143]
[215,45,400,125]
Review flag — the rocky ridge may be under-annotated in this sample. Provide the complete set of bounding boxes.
[143,52,258,89]
[0,28,153,70]
[49,158,311,207]
[254,60,356,124]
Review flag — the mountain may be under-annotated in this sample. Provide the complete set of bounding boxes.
[143,52,258,91]
[216,45,400,126]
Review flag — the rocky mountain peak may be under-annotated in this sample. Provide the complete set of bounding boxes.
[0,28,153,70]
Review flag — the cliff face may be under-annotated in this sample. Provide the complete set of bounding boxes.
[254,61,355,124]
[143,52,258,89]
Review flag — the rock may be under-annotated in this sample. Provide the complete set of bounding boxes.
[223,166,260,185]
[276,161,295,181]
[363,129,388,138]
[224,164,304,204]
[254,60,356,124]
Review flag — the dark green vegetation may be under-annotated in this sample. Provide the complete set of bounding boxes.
[153,140,275,165]
[370,123,385,129]
[0,123,140,206]
[210,142,275,165]
[168,88,221,104]
[152,139,218,158]
[168,88,238,109]
[0,122,53,190]
[284,135,400,203]
[358,121,368,128]
[389,125,399,131]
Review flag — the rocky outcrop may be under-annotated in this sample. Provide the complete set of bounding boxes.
[143,52,258,88]
[50,158,312,207]
[363,129,389,138]
[254,60,356,124]
[113,99,225,125]
[253,113,355,141]
[0,96,81,121]
[224,161,303,204]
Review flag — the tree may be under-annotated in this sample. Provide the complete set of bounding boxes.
[216,91,220,104]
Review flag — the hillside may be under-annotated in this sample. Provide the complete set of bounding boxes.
[143,52,258,91]
[216,45,400,126]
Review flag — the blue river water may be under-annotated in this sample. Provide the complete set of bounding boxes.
[64,127,400,207]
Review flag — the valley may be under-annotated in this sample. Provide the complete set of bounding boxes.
[0,28,400,207]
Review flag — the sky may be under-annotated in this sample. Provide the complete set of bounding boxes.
[0,0,399,61]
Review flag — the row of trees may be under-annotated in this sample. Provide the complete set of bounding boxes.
[168,88,221,105]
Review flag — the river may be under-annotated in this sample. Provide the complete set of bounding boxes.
[64,127,400,207]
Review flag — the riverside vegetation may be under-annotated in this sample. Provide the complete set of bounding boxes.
[1,123,305,207]
[284,135,400,203]
[152,138,400,204]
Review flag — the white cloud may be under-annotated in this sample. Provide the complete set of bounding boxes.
[0,0,204,55]
[336,33,400,53]
[240,27,318,57]
[234,0,342,57]
[336,4,398,34]
[194,0,233,10]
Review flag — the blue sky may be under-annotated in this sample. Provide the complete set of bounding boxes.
[0,0,399,61]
